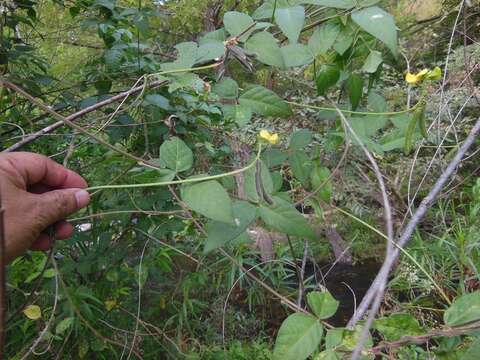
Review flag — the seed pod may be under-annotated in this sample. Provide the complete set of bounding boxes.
[418,103,428,139]
[404,108,421,155]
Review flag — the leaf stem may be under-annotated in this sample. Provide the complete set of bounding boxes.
[86,144,262,192]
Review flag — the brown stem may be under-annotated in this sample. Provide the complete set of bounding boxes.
[371,322,480,355]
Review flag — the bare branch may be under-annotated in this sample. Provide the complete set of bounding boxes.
[0,80,165,168]
[1,79,166,153]
[347,117,480,359]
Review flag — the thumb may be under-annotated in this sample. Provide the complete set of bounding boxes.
[34,188,90,226]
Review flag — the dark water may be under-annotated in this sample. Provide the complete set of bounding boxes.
[294,260,381,326]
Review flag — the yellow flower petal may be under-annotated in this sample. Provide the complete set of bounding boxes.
[406,72,420,84]
[268,133,279,145]
[259,130,280,144]
[259,129,271,140]
[23,305,42,320]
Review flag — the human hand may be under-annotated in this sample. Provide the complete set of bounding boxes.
[0,152,90,263]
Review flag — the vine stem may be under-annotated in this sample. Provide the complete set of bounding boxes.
[85,144,263,192]
[287,99,421,116]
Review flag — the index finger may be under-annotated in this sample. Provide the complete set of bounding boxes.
[2,152,87,189]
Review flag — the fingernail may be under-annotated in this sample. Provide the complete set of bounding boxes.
[74,189,90,208]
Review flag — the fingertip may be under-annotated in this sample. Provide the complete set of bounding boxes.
[74,189,90,209]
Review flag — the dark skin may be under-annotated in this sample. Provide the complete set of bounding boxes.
[0,152,90,263]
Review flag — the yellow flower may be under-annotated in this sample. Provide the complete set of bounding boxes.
[259,130,279,145]
[406,72,421,84]
[104,299,117,311]
[406,68,442,85]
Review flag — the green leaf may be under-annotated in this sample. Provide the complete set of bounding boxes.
[367,91,387,112]
[352,6,398,57]
[348,116,387,155]
[181,180,234,224]
[196,41,225,63]
[380,132,406,152]
[373,313,423,341]
[43,268,56,278]
[273,313,323,360]
[346,74,363,110]
[239,85,292,117]
[252,0,292,19]
[316,350,341,360]
[245,31,285,68]
[204,201,258,253]
[290,129,313,150]
[362,50,383,73]
[104,49,122,66]
[306,291,339,319]
[308,23,340,56]
[289,151,312,187]
[213,77,239,99]
[162,41,198,69]
[199,28,226,45]
[280,44,314,68]
[350,116,387,138]
[310,163,332,202]
[222,104,252,127]
[325,328,344,349]
[390,113,413,134]
[333,28,354,55]
[159,137,193,173]
[259,197,315,238]
[224,11,255,42]
[56,317,74,335]
[316,65,340,96]
[263,148,288,168]
[275,6,305,44]
[144,94,171,111]
[444,292,480,327]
